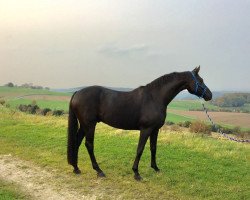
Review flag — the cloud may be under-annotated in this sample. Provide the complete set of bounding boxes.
[98,43,149,57]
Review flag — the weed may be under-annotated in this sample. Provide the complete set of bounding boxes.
[190,121,211,135]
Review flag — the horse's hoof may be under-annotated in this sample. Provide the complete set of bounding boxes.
[97,171,106,178]
[154,168,160,172]
[134,174,143,181]
[73,169,81,174]
[151,165,160,172]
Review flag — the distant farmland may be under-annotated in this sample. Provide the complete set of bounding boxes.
[170,109,250,129]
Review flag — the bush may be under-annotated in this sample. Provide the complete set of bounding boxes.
[237,131,250,139]
[0,99,5,105]
[232,126,241,134]
[52,110,64,116]
[211,125,245,136]
[18,104,64,117]
[26,105,39,114]
[18,104,39,114]
[220,127,233,134]
[190,121,211,135]
[165,121,175,126]
[40,108,52,116]
[178,121,192,128]
[5,82,14,87]
[19,104,28,112]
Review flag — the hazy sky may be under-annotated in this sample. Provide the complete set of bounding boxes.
[1,0,250,91]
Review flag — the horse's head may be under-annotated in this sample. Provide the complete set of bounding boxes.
[187,66,212,101]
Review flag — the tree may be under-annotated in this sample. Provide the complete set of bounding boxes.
[5,82,14,87]
[212,93,248,107]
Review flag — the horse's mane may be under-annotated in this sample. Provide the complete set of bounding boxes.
[146,72,178,89]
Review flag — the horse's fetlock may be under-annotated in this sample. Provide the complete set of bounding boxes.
[132,167,138,173]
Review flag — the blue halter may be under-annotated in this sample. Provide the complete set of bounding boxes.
[190,72,207,98]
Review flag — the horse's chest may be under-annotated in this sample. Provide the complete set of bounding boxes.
[140,106,166,128]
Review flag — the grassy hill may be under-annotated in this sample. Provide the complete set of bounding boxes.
[0,106,249,199]
[0,86,70,98]
[168,100,218,111]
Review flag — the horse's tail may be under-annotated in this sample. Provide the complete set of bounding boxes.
[67,92,78,166]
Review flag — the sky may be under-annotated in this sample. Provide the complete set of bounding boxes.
[0,0,250,91]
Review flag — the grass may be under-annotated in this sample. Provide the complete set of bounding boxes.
[167,112,194,123]
[0,180,30,200]
[0,106,249,200]
[169,100,250,112]
[0,86,70,111]
[7,99,69,111]
[168,100,218,111]
[0,86,70,98]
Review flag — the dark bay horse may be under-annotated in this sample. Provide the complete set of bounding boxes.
[67,66,212,180]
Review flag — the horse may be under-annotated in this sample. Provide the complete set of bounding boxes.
[67,66,212,181]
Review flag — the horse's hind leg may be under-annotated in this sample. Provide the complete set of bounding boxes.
[84,123,105,178]
[73,127,85,174]
[132,128,152,181]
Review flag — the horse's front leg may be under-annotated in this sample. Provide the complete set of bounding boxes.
[132,128,152,181]
[150,129,160,172]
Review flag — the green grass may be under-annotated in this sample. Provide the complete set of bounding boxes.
[0,86,70,111]
[167,112,194,123]
[7,99,69,111]
[168,100,218,111]
[0,180,30,200]
[0,106,249,200]
[0,86,70,97]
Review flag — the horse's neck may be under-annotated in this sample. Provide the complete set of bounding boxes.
[150,72,188,107]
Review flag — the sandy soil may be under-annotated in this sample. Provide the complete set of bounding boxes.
[0,155,96,200]
[170,109,250,128]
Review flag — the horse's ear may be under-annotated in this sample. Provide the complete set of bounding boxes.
[193,65,200,75]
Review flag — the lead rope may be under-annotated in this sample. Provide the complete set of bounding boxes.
[199,98,250,143]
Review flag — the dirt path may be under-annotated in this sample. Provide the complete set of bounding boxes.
[0,154,96,200]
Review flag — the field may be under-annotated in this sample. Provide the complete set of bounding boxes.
[1,87,250,199]
[171,110,250,129]
[0,86,70,99]
[168,100,219,111]
[0,106,249,199]
[169,101,250,132]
